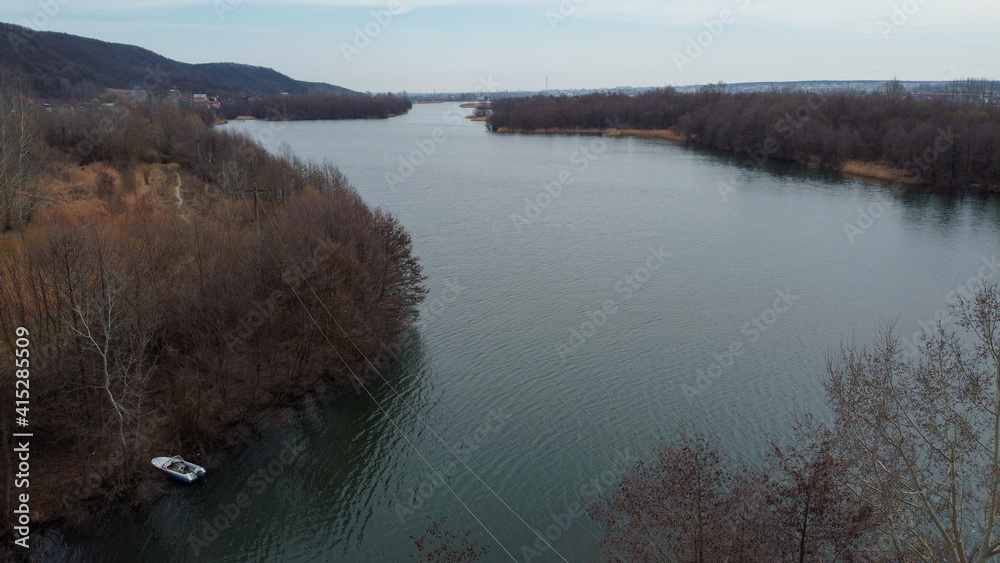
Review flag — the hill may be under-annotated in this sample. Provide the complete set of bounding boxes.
[1,23,353,99]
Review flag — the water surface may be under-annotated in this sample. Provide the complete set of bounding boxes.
[68,103,1000,562]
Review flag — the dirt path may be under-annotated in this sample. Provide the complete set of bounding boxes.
[168,168,191,222]
[171,170,183,208]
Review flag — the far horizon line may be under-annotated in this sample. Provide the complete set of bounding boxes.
[403,78,999,96]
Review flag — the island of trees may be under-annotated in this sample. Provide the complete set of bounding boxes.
[486,81,1000,191]
[222,92,412,121]
[0,67,425,548]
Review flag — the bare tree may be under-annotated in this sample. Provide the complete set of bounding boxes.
[952,78,1000,104]
[216,143,258,196]
[589,425,879,562]
[0,67,45,231]
[588,429,769,562]
[827,283,1000,562]
[767,420,879,562]
[64,238,156,450]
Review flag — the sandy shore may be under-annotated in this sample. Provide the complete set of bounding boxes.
[840,161,916,184]
[493,127,687,142]
[495,127,604,135]
[491,127,956,187]
[605,128,688,142]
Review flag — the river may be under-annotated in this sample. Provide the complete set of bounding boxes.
[64,102,1000,562]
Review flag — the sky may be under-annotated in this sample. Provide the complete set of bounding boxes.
[1,0,997,93]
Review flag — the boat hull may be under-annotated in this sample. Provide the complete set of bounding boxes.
[159,468,198,483]
[151,456,206,483]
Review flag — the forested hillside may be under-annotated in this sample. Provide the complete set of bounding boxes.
[1,23,352,99]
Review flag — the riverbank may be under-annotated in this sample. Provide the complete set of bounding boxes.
[1,160,398,556]
[493,126,686,142]
[486,90,1000,192]
[227,110,410,123]
[840,160,914,184]
[0,103,426,558]
[221,92,412,122]
[19,374,365,562]
[491,126,986,190]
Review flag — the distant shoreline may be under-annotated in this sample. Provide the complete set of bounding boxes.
[493,126,685,141]
[493,126,692,142]
[217,109,411,125]
[485,90,1000,192]
[492,127,941,188]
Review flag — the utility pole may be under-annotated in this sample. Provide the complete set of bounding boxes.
[243,185,268,294]
[243,185,267,239]
[241,184,267,403]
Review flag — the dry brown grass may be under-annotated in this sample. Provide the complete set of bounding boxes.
[493,127,687,142]
[36,162,188,220]
[605,128,687,142]
[494,127,606,134]
[841,160,914,184]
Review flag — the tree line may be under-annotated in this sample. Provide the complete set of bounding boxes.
[486,82,1000,191]
[222,92,412,121]
[0,71,425,541]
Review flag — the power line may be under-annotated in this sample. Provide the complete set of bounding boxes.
[253,198,572,561]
